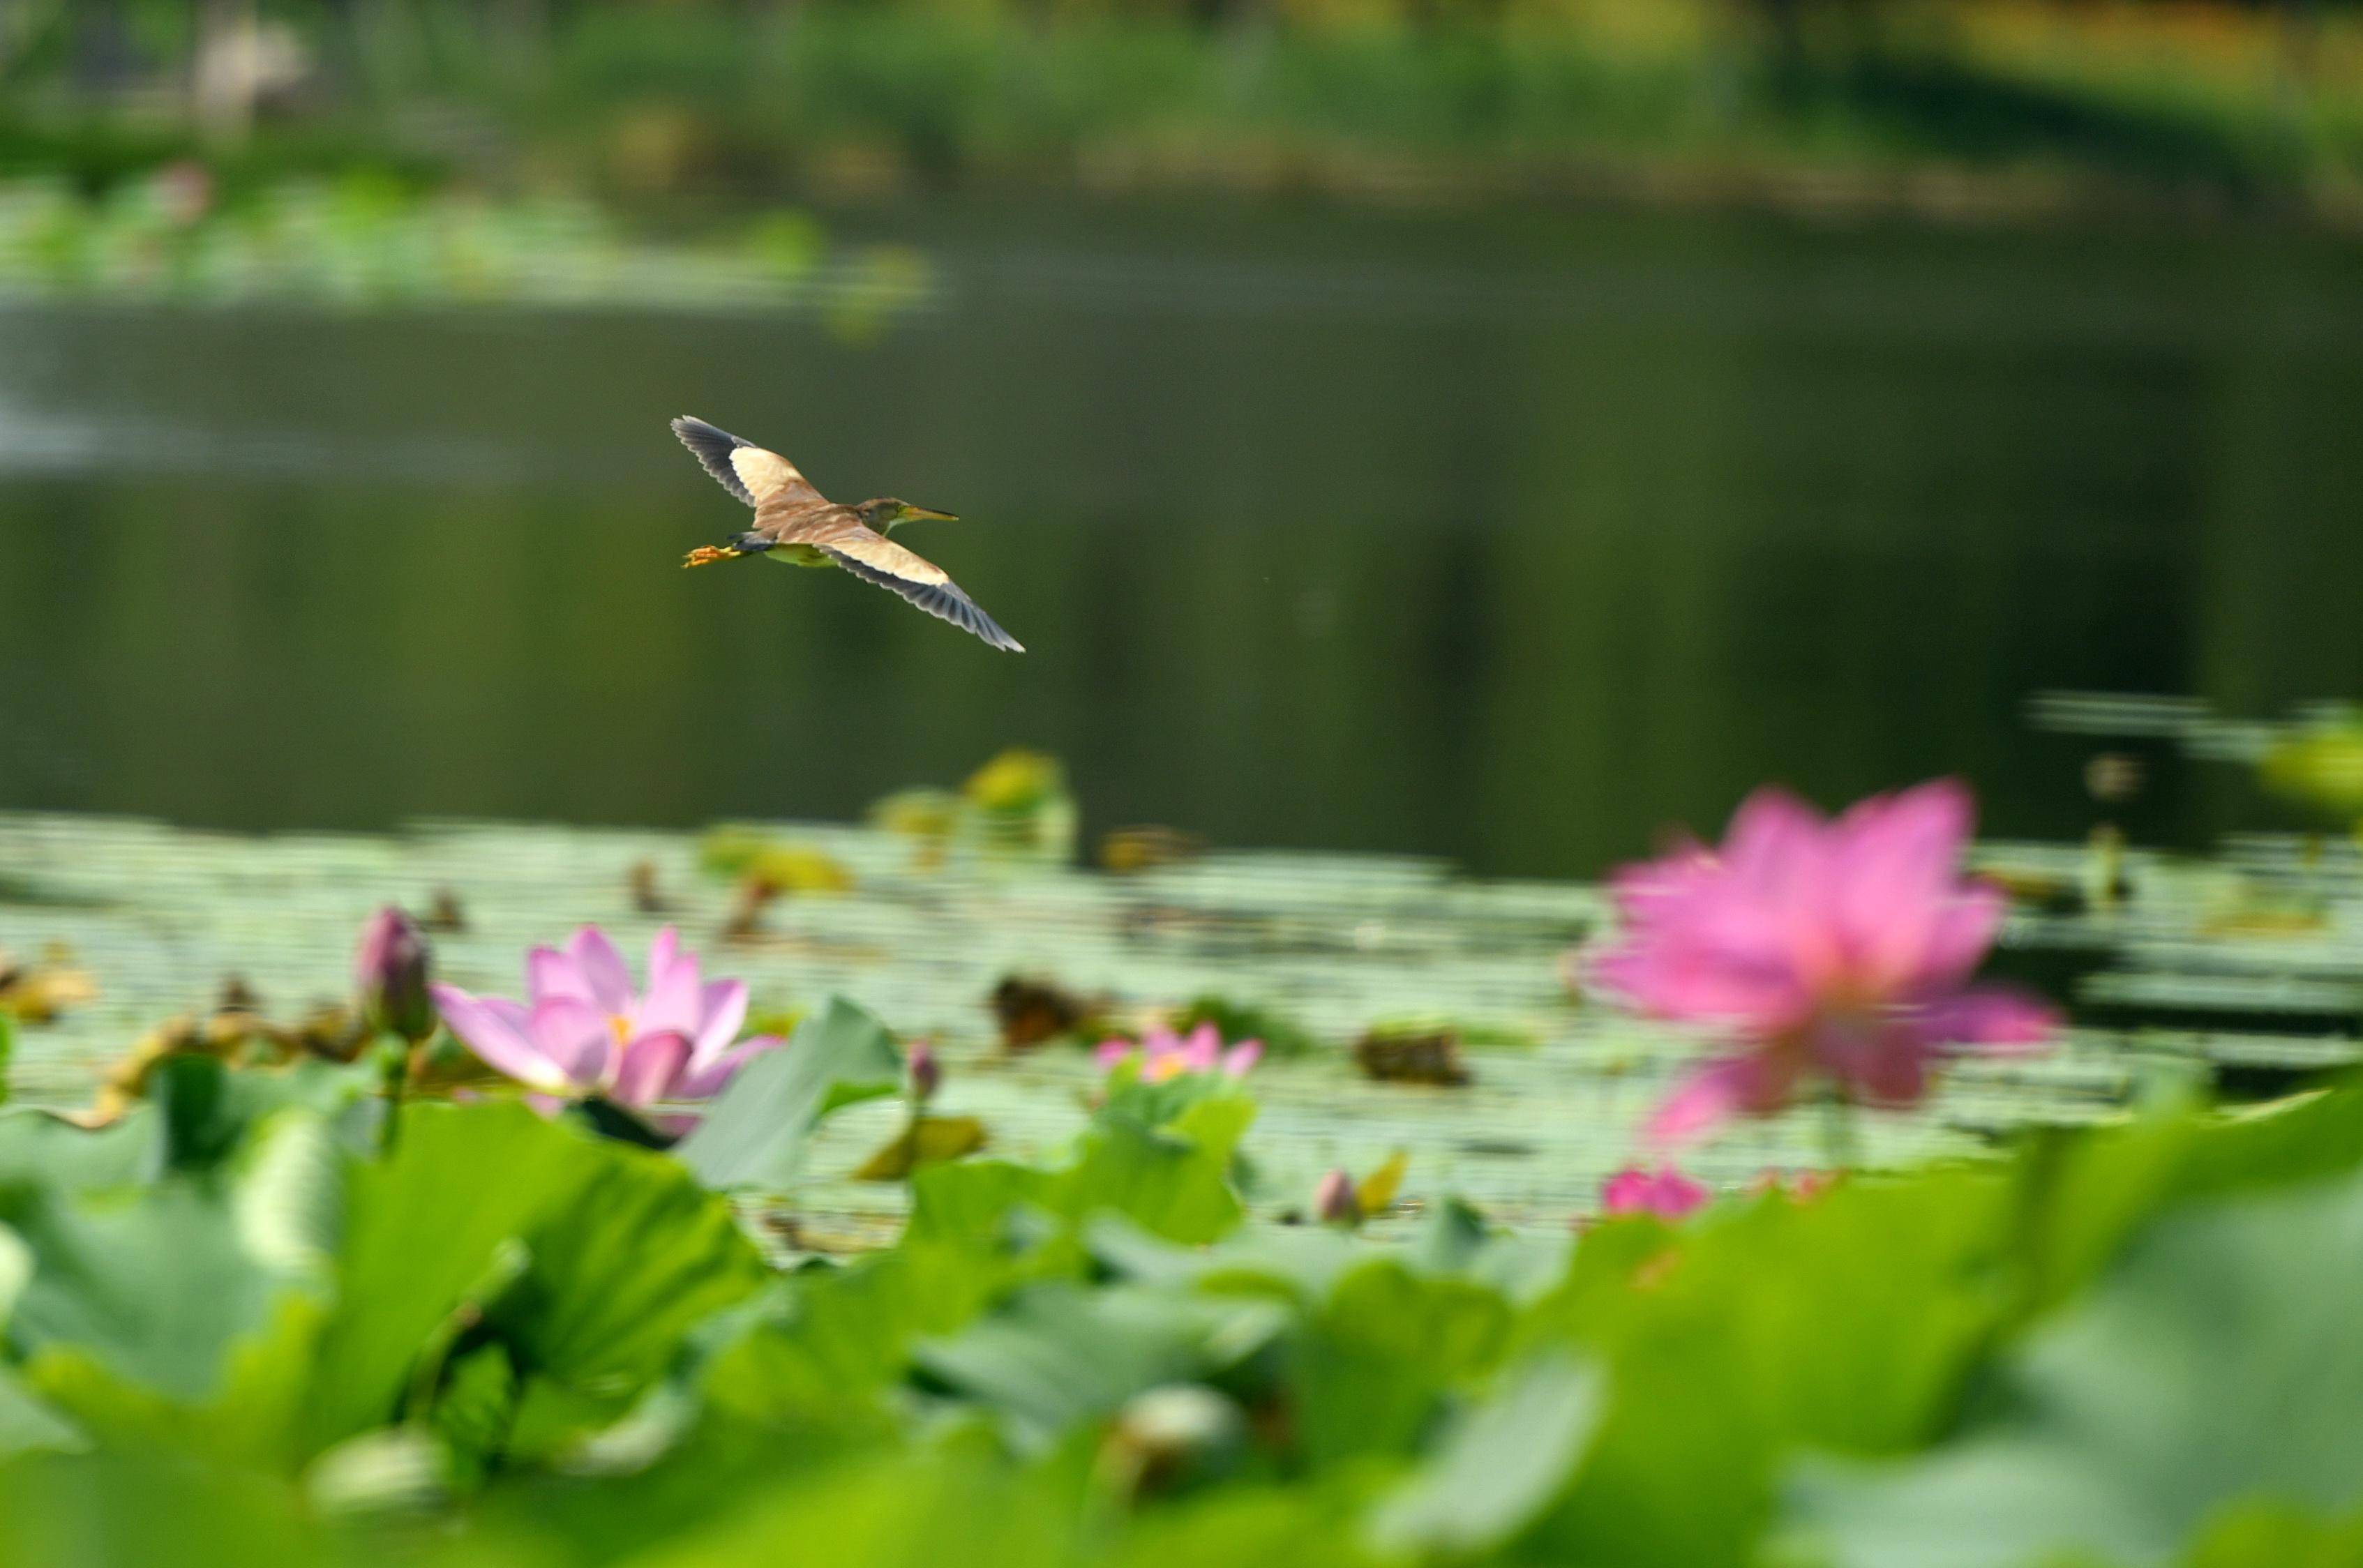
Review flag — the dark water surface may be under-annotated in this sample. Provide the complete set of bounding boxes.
[2,200,2360,877]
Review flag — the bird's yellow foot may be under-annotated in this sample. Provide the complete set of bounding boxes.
[682,545,740,569]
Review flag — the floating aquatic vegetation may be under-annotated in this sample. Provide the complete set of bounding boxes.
[1593,779,2057,1153]
[0,168,934,320]
[430,924,782,1130]
[1353,1023,1472,1086]
[1171,993,1318,1061]
[963,748,1079,861]
[420,887,467,933]
[627,857,669,914]
[0,945,95,1025]
[867,749,1080,868]
[696,829,855,891]
[990,974,1105,1050]
[2259,709,2363,817]
[1098,825,1206,875]
[697,830,856,939]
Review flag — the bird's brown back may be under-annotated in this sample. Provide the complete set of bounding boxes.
[753,499,855,544]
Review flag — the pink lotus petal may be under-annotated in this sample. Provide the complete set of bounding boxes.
[633,937,705,1039]
[1820,1021,1936,1106]
[433,983,573,1092]
[1094,1038,1138,1070]
[1221,1039,1263,1078]
[646,926,684,986]
[1720,787,1829,891]
[525,945,597,1009]
[1907,884,2007,991]
[1829,782,1979,990]
[1178,1023,1222,1073]
[1600,1164,1708,1220]
[565,927,634,1016]
[611,1032,693,1108]
[687,979,750,1072]
[1645,1053,1799,1148]
[527,995,613,1087]
[1916,986,2057,1051]
[1600,1167,1658,1213]
[677,1034,781,1099]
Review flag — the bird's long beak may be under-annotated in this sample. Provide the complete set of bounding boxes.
[903,506,959,523]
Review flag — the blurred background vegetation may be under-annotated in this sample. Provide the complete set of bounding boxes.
[6,0,2363,222]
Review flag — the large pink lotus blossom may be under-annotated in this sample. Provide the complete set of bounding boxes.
[430,926,781,1118]
[1595,779,2055,1147]
[1599,1165,1709,1221]
[1095,1023,1262,1084]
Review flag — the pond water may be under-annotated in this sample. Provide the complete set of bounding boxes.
[1,198,2360,877]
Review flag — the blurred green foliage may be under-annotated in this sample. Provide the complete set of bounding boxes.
[0,987,2353,1563]
[6,1,2363,217]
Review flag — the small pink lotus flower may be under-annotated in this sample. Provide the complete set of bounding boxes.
[1595,779,2055,1147]
[1600,1164,1709,1221]
[430,926,781,1119]
[1094,1022,1262,1085]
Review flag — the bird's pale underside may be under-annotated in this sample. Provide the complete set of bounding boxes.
[670,416,1023,653]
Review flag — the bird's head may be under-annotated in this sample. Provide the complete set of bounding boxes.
[855,497,959,534]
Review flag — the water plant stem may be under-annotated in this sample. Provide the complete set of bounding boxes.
[1820,1087,1861,1173]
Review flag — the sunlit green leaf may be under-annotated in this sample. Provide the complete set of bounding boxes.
[1784,1168,2363,1568]
[674,997,904,1192]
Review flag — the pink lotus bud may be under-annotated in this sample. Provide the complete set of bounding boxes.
[1313,1168,1360,1226]
[354,906,434,1043]
[907,1041,941,1104]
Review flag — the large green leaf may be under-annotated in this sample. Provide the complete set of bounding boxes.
[0,1122,333,1406]
[1517,1168,2015,1567]
[673,997,905,1192]
[0,1106,158,1193]
[2004,1087,2363,1322]
[1367,1352,1603,1557]
[1292,1258,1519,1467]
[1784,1168,2363,1568]
[700,1096,1258,1432]
[1058,1095,1254,1246]
[299,1099,767,1462]
[0,1452,327,1568]
[913,1282,1287,1449]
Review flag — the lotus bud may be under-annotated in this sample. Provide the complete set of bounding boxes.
[907,1041,940,1105]
[1313,1167,1361,1226]
[354,907,435,1043]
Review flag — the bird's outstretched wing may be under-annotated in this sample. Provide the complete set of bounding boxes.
[670,416,825,511]
[783,515,1025,653]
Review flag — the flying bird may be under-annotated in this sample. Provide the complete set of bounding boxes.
[671,416,1023,652]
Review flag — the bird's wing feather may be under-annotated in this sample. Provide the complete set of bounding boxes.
[670,416,825,510]
[783,517,1024,653]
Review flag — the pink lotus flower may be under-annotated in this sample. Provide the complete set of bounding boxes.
[1595,779,2055,1147]
[430,926,781,1120]
[1600,1164,1709,1221]
[1094,1023,1262,1085]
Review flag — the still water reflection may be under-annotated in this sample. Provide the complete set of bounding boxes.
[1,202,2360,876]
